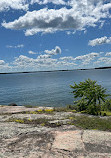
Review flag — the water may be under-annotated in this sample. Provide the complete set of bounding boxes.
[0,69,111,107]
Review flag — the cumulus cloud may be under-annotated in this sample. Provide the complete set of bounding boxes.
[12,55,58,71]
[2,8,83,36]
[37,54,51,59]
[13,52,99,71]
[44,46,61,55]
[31,0,66,5]
[0,60,5,65]
[95,57,111,65]
[0,0,28,12]
[2,1,111,35]
[60,52,99,66]
[60,56,75,61]
[28,50,37,54]
[105,52,111,56]
[6,44,24,48]
[88,36,111,46]
[74,52,99,61]
[12,54,77,71]
[0,59,11,72]
[1,50,109,72]
[29,46,61,56]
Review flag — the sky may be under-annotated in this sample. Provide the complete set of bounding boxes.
[0,0,111,72]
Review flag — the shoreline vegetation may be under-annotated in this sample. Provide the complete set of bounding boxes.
[0,66,111,74]
[0,104,111,131]
[1,78,111,131]
[1,79,111,157]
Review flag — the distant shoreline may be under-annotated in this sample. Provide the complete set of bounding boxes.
[0,66,111,74]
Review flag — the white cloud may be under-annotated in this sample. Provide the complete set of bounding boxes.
[66,31,76,35]
[31,0,66,5]
[105,52,111,56]
[12,54,77,71]
[60,56,75,61]
[7,44,24,48]
[95,57,111,65]
[88,36,111,46]
[2,1,111,35]
[0,60,5,65]
[10,45,76,71]
[12,54,58,71]
[0,0,28,12]
[0,59,11,72]
[74,52,99,61]
[28,50,37,54]
[2,8,83,35]
[37,54,51,59]
[44,46,61,55]
[60,52,99,66]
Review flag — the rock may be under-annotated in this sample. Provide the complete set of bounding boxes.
[0,106,111,157]
[8,103,18,106]
[52,130,84,152]
[49,119,71,125]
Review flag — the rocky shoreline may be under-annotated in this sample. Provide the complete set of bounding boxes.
[0,106,111,158]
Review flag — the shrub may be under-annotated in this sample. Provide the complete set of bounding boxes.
[102,99,111,111]
[70,79,108,115]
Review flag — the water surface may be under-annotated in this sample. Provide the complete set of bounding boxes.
[0,69,111,107]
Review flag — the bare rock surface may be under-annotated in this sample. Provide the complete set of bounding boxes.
[0,106,111,158]
[0,106,53,114]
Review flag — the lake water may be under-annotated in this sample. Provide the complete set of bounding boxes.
[0,69,111,107]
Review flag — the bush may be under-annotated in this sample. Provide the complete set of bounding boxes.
[70,79,108,115]
[73,98,87,112]
[102,99,111,111]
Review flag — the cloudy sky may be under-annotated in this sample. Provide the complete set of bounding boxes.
[0,0,111,72]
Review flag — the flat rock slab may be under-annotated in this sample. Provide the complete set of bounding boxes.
[52,130,84,152]
[1,123,111,157]
[0,106,53,114]
[0,106,111,157]
[83,130,111,153]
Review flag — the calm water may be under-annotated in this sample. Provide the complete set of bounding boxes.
[0,69,111,107]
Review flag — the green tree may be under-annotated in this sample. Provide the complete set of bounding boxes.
[70,79,108,115]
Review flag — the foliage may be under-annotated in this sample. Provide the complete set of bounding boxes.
[100,111,110,116]
[24,105,35,108]
[54,105,77,112]
[68,115,111,131]
[102,99,111,111]
[44,109,54,113]
[70,79,108,115]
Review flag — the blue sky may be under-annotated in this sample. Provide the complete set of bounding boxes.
[0,0,111,72]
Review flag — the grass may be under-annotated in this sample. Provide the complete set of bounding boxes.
[20,109,55,114]
[3,103,111,131]
[8,117,51,125]
[5,109,111,131]
[68,115,111,131]
[19,107,75,114]
[53,106,77,112]
[24,105,38,108]
[7,117,62,127]
[101,111,111,116]
[7,114,111,131]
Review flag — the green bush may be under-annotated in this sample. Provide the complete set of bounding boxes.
[73,98,87,112]
[102,99,111,111]
[70,79,108,115]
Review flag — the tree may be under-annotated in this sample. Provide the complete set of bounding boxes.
[70,79,108,115]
